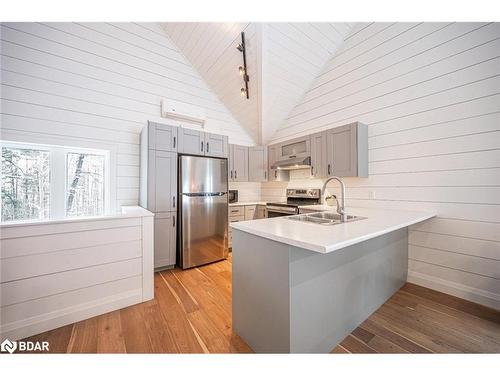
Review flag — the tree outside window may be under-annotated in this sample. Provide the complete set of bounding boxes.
[1,147,50,222]
[66,153,105,217]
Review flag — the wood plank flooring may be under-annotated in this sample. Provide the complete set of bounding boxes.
[22,256,500,353]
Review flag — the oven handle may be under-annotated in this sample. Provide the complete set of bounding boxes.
[266,206,299,215]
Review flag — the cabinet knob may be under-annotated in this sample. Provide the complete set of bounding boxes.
[328,164,331,175]
[201,141,204,152]
[173,215,176,227]
[207,142,209,153]
[235,170,237,179]
[173,136,176,149]
[230,170,233,179]
[173,196,175,208]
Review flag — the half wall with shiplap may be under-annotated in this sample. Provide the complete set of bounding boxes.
[266,22,500,309]
[0,22,254,210]
[0,206,154,341]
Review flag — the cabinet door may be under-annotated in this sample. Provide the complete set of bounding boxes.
[310,131,327,178]
[277,135,311,161]
[244,205,256,220]
[148,121,178,152]
[178,128,204,155]
[326,124,357,177]
[255,205,266,219]
[248,146,268,182]
[204,133,228,158]
[231,145,249,182]
[267,145,289,181]
[154,212,176,269]
[148,150,177,212]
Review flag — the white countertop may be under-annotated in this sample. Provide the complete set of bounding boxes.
[229,201,267,207]
[230,206,435,254]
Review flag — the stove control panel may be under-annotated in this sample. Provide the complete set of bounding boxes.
[286,189,321,198]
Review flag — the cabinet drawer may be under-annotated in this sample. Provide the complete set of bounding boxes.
[228,206,244,216]
[244,205,256,220]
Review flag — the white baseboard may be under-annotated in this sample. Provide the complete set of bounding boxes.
[1,289,143,341]
[407,270,500,311]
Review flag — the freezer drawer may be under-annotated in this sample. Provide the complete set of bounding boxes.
[179,194,229,269]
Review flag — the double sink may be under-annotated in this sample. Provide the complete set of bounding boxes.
[286,211,366,226]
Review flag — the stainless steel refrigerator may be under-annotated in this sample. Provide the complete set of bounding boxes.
[178,155,229,269]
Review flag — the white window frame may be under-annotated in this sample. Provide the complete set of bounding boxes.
[1,140,112,221]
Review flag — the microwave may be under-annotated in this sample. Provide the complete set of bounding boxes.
[228,190,238,203]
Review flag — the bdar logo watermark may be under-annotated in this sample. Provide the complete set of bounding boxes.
[1,339,49,354]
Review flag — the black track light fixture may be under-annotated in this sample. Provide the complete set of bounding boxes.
[236,32,249,99]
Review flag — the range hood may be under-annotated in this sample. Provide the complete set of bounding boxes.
[270,156,311,170]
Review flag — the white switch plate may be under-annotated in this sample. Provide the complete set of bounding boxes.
[368,191,376,199]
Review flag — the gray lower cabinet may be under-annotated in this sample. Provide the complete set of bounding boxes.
[147,121,178,152]
[154,212,177,269]
[229,144,249,182]
[248,146,268,182]
[178,128,204,155]
[310,131,327,178]
[204,132,228,158]
[255,205,266,219]
[325,122,368,177]
[267,144,289,181]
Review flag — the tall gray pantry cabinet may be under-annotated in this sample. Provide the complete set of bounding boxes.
[140,121,178,269]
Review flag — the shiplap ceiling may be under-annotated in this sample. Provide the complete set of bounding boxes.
[161,23,353,144]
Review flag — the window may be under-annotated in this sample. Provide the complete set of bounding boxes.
[1,142,109,223]
[1,147,51,222]
[66,153,105,217]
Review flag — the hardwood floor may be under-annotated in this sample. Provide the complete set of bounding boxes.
[23,256,500,353]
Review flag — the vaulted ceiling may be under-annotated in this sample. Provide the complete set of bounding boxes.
[161,23,353,145]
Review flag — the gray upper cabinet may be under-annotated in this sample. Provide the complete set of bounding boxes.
[276,135,311,161]
[229,144,249,182]
[267,144,289,181]
[325,122,368,177]
[248,146,268,182]
[178,128,204,155]
[204,132,228,158]
[154,212,177,269]
[147,150,177,213]
[147,121,178,152]
[310,131,327,178]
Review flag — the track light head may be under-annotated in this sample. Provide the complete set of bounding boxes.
[236,43,244,52]
[240,88,247,97]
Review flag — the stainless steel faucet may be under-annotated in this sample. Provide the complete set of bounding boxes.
[321,176,347,222]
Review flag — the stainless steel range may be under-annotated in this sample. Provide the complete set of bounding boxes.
[266,189,321,218]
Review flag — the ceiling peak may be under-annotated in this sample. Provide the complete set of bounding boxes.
[161,22,353,145]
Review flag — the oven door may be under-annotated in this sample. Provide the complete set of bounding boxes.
[265,205,298,218]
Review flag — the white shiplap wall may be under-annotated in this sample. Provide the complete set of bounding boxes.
[0,22,253,210]
[0,207,154,340]
[261,23,352,144]
[266,22,500,309]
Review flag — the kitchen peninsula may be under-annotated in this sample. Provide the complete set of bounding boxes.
[231,206,435,353]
